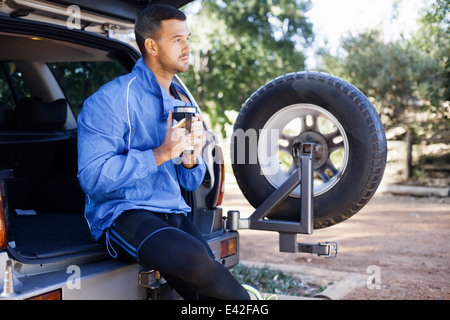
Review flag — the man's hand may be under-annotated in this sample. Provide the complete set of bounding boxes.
[153,111,205,167]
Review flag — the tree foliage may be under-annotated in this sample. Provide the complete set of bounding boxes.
[318,0,449,143]
[179,0,313,135]
[411,0,449,108]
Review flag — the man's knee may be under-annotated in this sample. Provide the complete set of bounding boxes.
[176,240,216,279]
[160,235,216,289]
[137,229,215,283]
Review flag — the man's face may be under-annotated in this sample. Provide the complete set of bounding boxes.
[154,19,191,74]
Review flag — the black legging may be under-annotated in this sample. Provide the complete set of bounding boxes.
[99,209,249,300]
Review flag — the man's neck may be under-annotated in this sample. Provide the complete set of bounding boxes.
[144,56,174,97]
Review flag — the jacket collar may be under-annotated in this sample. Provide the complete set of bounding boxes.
[132,57,162,97]
[132,58,193,121]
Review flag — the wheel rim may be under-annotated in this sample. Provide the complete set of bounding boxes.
[258,103,349,198]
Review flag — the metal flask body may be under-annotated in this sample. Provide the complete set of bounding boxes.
[173,105,197,154]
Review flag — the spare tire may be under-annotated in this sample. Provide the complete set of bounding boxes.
[231,72,387,229]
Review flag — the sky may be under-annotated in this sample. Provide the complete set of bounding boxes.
[304,0,431,68]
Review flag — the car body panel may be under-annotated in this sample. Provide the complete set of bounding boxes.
[0,0,236,300]
[2,0,194,40]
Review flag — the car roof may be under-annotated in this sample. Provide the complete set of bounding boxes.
[45,0,195,22]
[0,0,194,37]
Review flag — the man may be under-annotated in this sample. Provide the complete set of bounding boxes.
[77,4,250,300]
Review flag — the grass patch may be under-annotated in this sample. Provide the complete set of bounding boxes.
[230,263,327,297]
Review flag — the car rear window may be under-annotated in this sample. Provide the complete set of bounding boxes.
[48,61,127,117]
[0,61,32,110]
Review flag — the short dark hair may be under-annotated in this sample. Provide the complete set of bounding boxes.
[135,4,187,56]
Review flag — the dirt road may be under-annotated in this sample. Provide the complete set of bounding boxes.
[221,174,450,300]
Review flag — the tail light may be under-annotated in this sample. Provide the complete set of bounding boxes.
[205,144,226,208]
[0,183,7,251]
[220,237,237,259]
[208,145,225,208]
[0,170,13,251]
[27,289,62,300]
[214,147,225,207]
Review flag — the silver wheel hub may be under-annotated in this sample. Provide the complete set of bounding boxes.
[258,104,349,198]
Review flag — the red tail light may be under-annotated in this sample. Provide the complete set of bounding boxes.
[212,146,225,207]
[27,289,62,300]
[0,184,7,250]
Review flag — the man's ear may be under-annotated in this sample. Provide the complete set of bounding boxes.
[144,38,158,56]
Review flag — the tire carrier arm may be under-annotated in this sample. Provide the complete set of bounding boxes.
[226,143,337,258]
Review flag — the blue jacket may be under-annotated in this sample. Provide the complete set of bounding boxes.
[77,58,206,241]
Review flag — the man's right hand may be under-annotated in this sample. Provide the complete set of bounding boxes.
[153,110,190,166]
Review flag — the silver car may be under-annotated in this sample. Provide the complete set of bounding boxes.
[0,0,386,300]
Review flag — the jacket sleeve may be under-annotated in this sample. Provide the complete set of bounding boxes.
[77,92,157,196]
[176,156,206,191]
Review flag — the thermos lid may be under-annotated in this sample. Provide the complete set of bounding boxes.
[173,106,197,113]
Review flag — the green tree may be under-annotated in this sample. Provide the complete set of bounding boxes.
[180,0,313,135]
[411,0,449,109]
[318,1,449,143]
[322,29,418,128]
